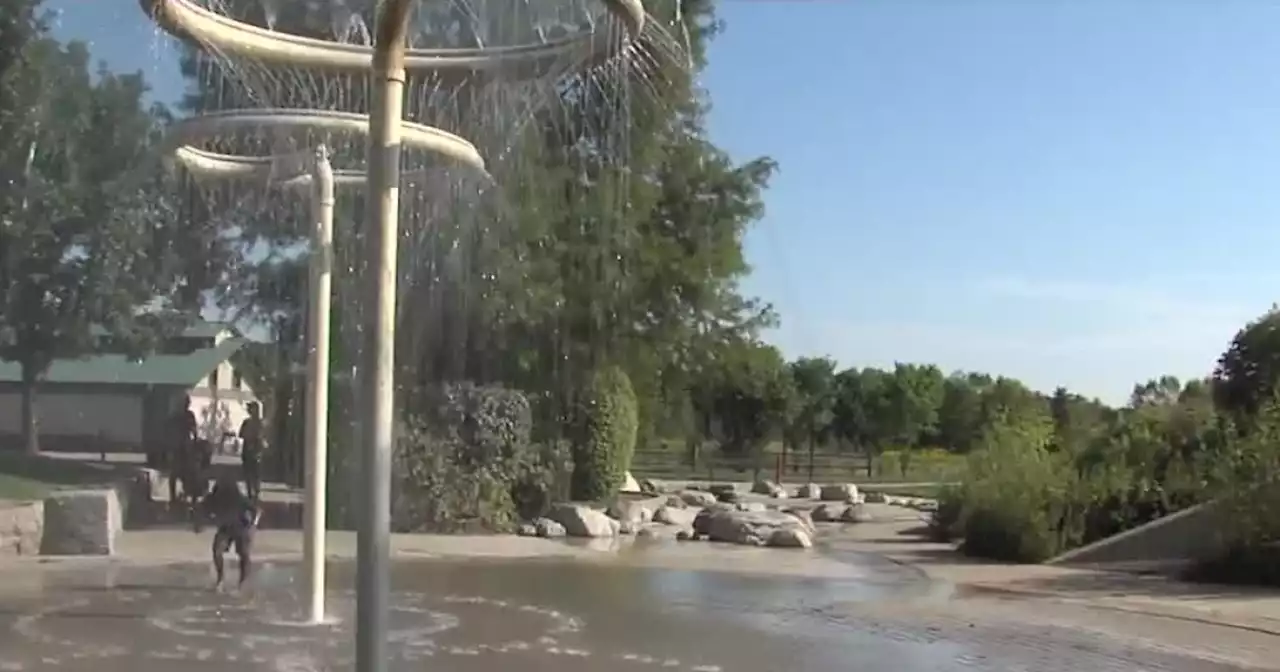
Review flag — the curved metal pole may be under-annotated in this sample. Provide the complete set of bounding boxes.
[303,144,334,625]
[358,2,413,671]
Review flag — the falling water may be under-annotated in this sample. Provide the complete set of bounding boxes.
[162,0,690,523]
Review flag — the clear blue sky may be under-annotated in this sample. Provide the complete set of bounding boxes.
[46,1,1280,404]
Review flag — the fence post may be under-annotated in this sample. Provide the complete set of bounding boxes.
[774,452,782,483]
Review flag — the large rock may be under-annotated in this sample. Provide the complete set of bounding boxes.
[534,517,567,538]
[750,480,787,498]
[708,484,739,503]
[842,503,873,523]
[781,507,817,536]
[620,471,642,494]
[795,483,820,499]
[701,508,813,548]
[767,527,813,548]
[652,505,698,527]
[0,501,43,556]
[606,495,666,525]
[40,489,121,555]
[820,483,860,502]
[810,502,849,522]
[547,504,620,538]
[678,490,717,507]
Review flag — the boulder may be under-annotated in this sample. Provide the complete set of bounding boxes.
[664,494,689,509]
[703,509,813,547]
[781,507,817,536]
[767,527,813,548]
[620,471,642,494]
[652,505,698,527]
[708,484,738,503]
[679,490,718,507]
[547,504,620,538]
[810,502,848,522]
[750,480,786,498]
[820,483,859,502]
[0,501,43,556]
[640,478,662,495]
[795,483,820,499]
[637,524,678,541]
[863,491,887,503]
[517,523,538,537]
[735,501,767,513]
[534,518,567,538]
[606,495,666,525]
[40,489,121,555]
[841,503,873,523]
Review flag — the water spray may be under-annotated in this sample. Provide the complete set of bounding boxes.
[139,1,646,670]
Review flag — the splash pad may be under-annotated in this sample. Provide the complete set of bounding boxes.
[140,0,652,666]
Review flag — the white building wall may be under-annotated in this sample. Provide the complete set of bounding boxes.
[0,391,144,444]
[191,359,259,449]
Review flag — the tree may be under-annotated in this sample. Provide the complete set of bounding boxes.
[881,363,945,447]
[1214,307,1280,424]
[0,27,204,453]
[936,373,989,452]
[694,341,793,465]
[787,357,837,472]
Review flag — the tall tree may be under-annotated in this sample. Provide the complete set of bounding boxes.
[787,356,837,469]
[0,28,200,452]
[1214,307,1280,424]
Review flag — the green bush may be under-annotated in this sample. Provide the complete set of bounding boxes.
[946,412,1082,562]
[391,383,568,532]
[570,366,639,501]
[928,484,965,541]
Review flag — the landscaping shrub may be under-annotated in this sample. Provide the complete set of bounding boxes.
[570,366,639,501]
[946,412,1082,562]
[928,484,965,541]
[391,383,568,532]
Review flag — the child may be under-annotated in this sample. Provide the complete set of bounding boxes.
[195,476,260,591]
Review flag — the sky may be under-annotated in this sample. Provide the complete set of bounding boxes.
[44,0,1280,404]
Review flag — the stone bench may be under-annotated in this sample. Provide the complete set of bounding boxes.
[40,489,122,555]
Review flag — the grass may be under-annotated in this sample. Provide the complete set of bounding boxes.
[0,450,122,500]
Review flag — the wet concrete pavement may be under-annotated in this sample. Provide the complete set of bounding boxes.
[0,557,1274,672]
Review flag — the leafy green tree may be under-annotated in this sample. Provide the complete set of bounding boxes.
[936,372,989,452]
[0,26,203,453]
[1214,307,1280,424]
[831,367,889,456]
[786,356,837,469]
[695,341,793,464]
[881,363,945,447]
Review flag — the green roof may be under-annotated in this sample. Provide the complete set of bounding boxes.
[0,337,246,386]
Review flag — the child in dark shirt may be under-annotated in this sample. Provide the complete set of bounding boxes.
[195,476,260,591]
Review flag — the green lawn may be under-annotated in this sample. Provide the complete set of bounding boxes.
[0,451,122,500]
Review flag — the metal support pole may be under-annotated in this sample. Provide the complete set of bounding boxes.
[358,2,412,671]
[303,144,335,625]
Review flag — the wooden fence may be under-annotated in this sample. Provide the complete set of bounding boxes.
[629,446,871,484]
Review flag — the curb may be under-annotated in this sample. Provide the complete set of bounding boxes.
[955,581,1280,637]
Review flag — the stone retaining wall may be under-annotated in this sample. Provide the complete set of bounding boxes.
[0,500,43,556]
[0,466,158,558]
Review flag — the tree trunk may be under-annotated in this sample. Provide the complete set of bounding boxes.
[20,362,38,455]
